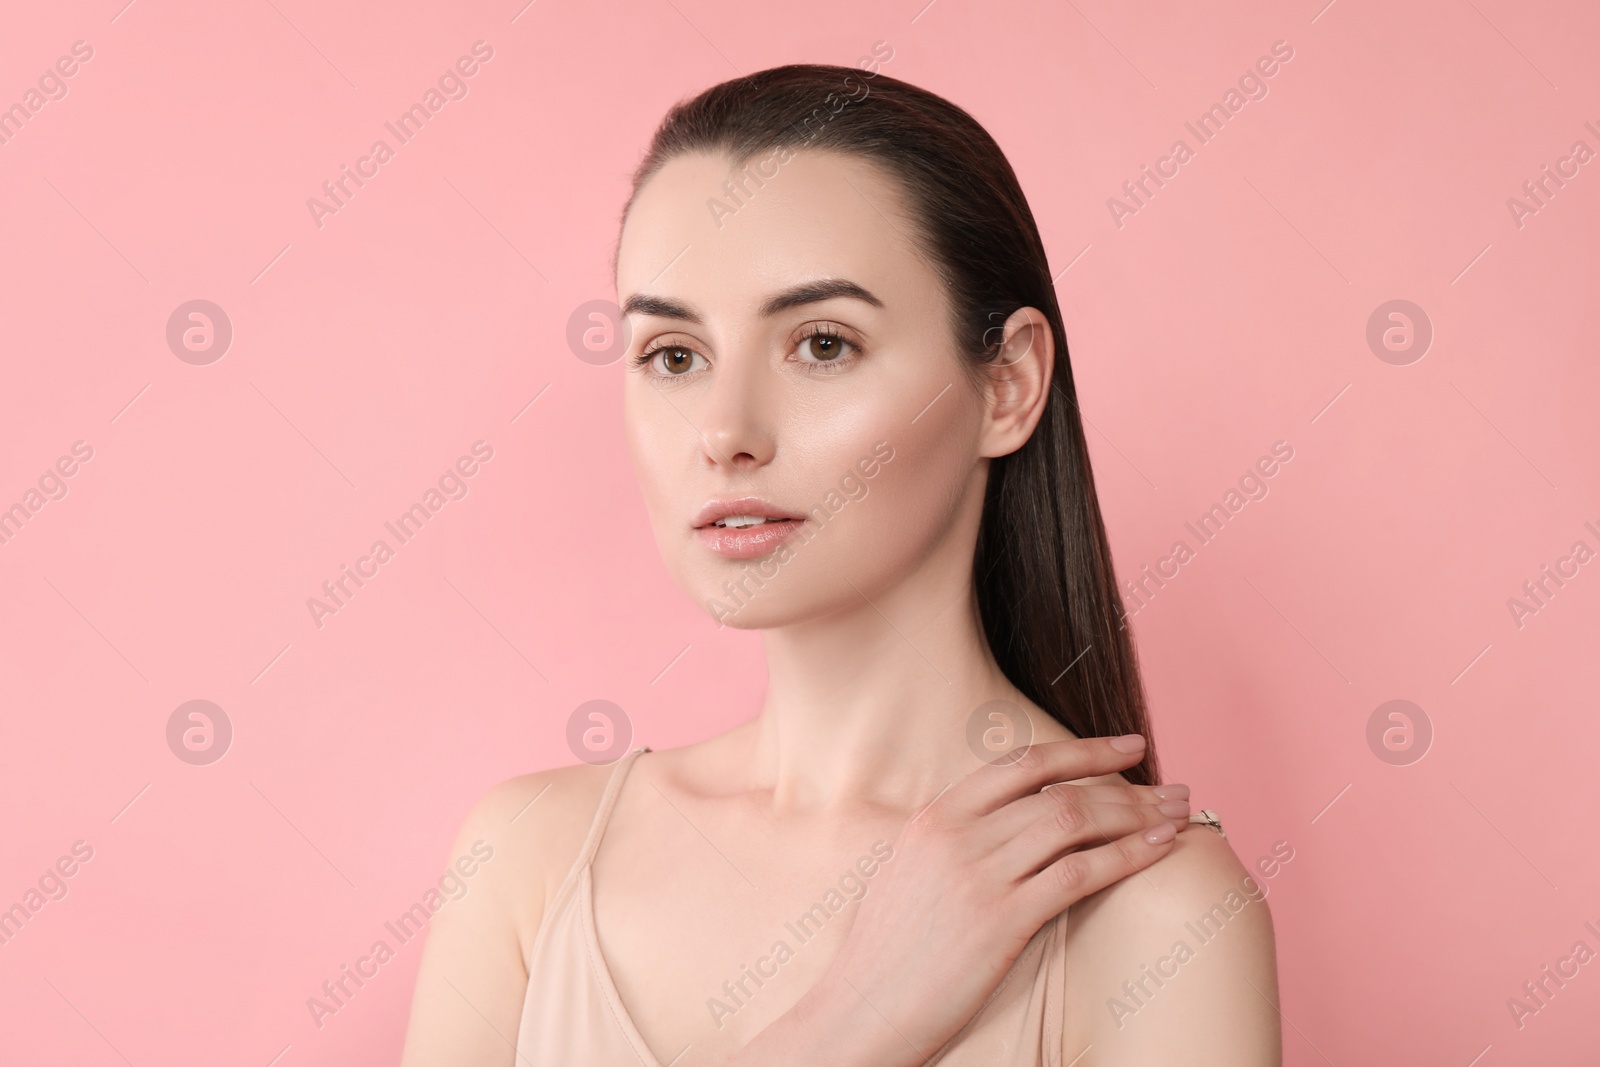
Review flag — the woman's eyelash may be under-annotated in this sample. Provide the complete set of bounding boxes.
[794,323,859,370]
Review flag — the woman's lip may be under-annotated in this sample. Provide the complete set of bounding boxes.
[696,518,805,559]
[691,496,804,529]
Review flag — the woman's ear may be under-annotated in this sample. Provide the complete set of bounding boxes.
[978,307,1054,459]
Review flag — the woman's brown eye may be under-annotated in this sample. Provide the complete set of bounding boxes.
[806,335,842,360]
[662,348,694,373]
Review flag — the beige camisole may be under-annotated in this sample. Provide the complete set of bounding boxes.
[513,746,1225,1065]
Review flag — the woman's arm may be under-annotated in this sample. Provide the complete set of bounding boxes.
[1060,826,1282,1065]
[399,767,605,1067]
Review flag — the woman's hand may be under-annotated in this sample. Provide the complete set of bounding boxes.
[730,733,1189,1067]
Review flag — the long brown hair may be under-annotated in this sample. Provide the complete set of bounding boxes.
[617,63,1159,785]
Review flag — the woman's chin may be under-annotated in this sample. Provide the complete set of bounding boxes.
[700,594,801,631]
[693,577,843,631]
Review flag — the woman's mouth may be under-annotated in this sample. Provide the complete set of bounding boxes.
[696,517,804,558]
[692,499,807,559]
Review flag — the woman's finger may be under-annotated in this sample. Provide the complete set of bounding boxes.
[1014,823,1180,928]
[980,780,1183,840]
[944,736,1151,816]
[992,793,1189,880]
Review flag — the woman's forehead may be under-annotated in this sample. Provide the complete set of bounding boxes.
[616,150,935,316]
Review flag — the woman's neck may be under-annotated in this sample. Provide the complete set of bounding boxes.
[741,554,1045,817]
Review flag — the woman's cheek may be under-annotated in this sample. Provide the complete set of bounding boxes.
[623,392,689,554]
[808,417,967,577]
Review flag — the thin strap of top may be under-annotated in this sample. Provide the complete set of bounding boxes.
[572,746,651,871]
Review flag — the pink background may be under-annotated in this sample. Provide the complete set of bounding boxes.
[2,0,1597,1063]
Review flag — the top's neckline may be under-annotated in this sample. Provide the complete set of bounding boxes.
[579,747,666,1067]
[581,863,669,1067]
[567,745,1085,1066]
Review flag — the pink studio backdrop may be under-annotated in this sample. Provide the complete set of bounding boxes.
[2,0,1597,1063]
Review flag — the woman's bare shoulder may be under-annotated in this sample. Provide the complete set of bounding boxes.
[1063,820,1258,932]
[456,759,620,942]
[399,759,621,1066]
[1058,820,1282,1063]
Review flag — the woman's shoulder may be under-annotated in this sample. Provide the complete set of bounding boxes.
[462,734,733,875]
[465,757,621,838]
[444,757,628,948]
[1058,792,1257,940]
[399,757,635,1064]
[1056,813,1281,1059]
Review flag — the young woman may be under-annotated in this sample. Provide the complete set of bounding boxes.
[401,63,1280,1066]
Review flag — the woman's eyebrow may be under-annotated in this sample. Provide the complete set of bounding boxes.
[759,278,884,316]
[620,278,884,324]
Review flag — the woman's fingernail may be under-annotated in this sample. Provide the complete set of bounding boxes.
[1153,784,1190,800]
[1145,822,1176,844]
[1158,799,1191,818]
[1109,734,1147,753]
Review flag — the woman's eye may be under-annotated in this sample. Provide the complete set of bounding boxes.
[795,329,858,365]
[801,335,844,361]
[644,346,705,375]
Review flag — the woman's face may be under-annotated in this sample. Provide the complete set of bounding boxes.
[614,148,999,629]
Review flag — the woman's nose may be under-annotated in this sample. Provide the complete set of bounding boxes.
[696,348,776,472]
